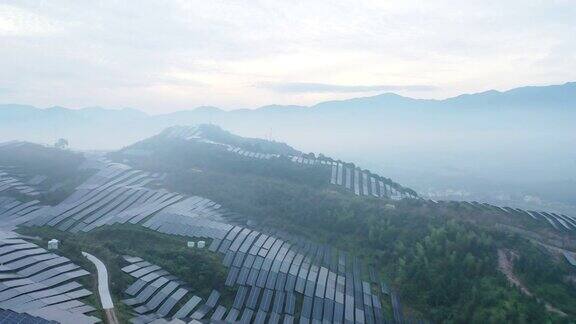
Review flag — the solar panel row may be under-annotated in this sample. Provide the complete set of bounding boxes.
[0,170,42,197]
[0,231,98,323]
[212,224,391,324]
[423,199,576,233]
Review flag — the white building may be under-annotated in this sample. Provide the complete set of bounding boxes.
[48,239,59,250]
[384,204,396,210]
[197,241,206,249]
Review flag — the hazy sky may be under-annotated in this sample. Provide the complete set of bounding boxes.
[1,0,575,113]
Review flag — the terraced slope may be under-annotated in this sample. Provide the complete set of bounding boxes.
[0,230,98,323]
[0,127,574,322]
[425,200,576,235]
[118,125,575,236]
[120,255,215,323]
[14,158,403,323]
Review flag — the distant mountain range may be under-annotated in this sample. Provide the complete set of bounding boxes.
[1,82,574,150]
[3,81,576,116]
[312,81,576,111]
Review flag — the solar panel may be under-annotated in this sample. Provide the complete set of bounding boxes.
[272,291,285,313]
[130,265,161,278]
[226,267,240,286]
[354,169,360,196]
[204,304,224,320]
[246,286,261,309]
[121,261,149,273]
[0,248,49,265]
[125,272,163,296]
[0,309,53,324]
[275,273,287,291]
[259,289,273,311]
[236,267,250,286]
[264,312,279,324]
[233,286,248,309]
[315,267,328,298]
[239,308,254,323]
[246,268,259,286]
[233,252,246,268]
[254,310,268,324]
[134,281,179,313]
[355,308,365,323]
[0,242,37,256]
[156,287,187,316]
[301,296,313,319]
[362,172,369,196]
[69,304,96,314]
[225,308,240,322]
[330,164,337,185]
[344,293,354,322]
[206,290,220,307]
[124,276,169,306]
[173,295,202,319]
[28,263,80,282]
[304,266,319,297]
[283,314,294,324]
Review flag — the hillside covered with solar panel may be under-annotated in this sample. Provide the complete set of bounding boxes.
[0,125,574,323]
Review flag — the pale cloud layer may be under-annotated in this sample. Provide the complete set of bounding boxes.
[0,0,575,113]
[258,82,437,93]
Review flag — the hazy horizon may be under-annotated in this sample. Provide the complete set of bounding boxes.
[3,80,575,114]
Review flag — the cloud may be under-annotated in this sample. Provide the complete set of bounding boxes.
[257,82,438,93]
[0,0,574,113]
[0,4,59,36]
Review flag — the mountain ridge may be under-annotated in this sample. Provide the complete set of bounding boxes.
[1,81,574,116]
[1,81,574,151]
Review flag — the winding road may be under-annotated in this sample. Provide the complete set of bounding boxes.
[497,248,567,317]
[82,251,119,324]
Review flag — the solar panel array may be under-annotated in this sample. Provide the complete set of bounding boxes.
[0,309,57,324]
[563,251,576,267]
[425,199,576,233]
[121,233,394,324]
[297,158,417,200]
[17,162,225,235]
[160,126,201,141]
[0,230,99,323]
[0,197,47,231]
[120,255,225,324]
[142,197,232,240]
[226,147,280,160]
[213,227,390,324]
[225,144,416,200]
[0,169,42,197]
[41,157,396,323]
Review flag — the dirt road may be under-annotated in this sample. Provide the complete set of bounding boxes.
[497,249,566,316]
